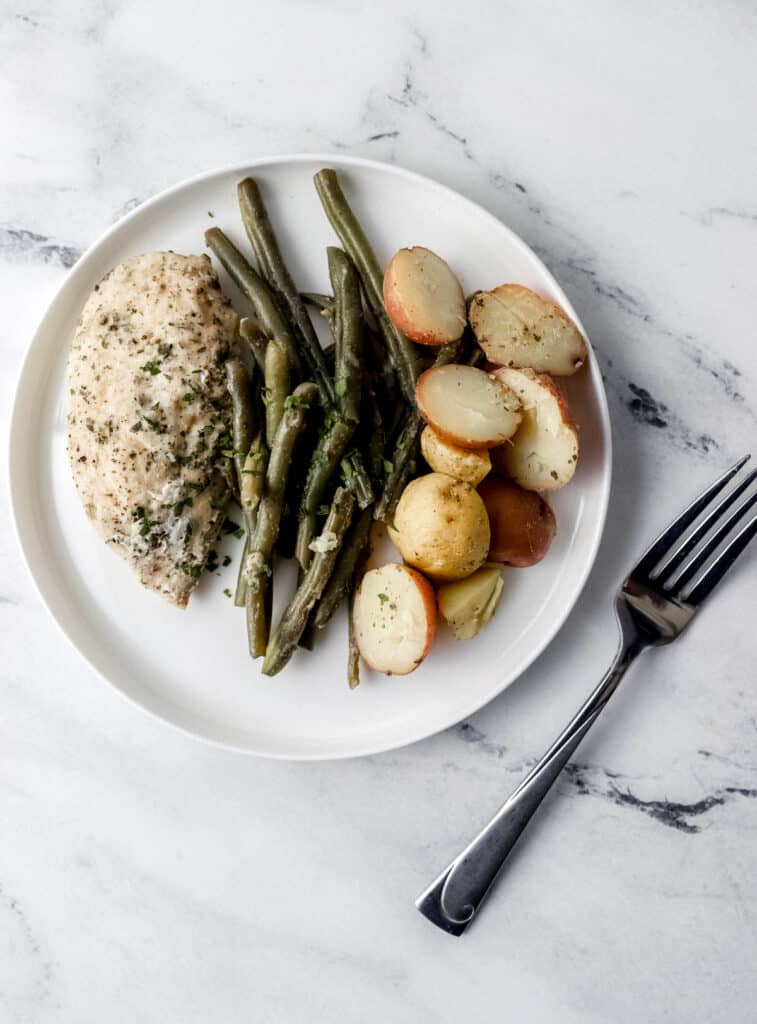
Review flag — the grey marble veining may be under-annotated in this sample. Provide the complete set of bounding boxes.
[2,1,757,1021]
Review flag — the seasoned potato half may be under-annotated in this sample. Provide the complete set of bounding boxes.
[383,246,466,345]
[353,563,436,675]
[479,476,556,566]
[420,426,491,486]
[491,367,579,491]
[416,364,521,449]
[469,284,587,376]
[437,563,504,640]
[388,472,490,580]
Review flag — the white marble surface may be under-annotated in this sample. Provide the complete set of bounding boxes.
[2,1,757,1020]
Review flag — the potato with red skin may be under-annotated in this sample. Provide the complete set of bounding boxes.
[415,364,521,450]
[478,476,556,567]
[353,563,436,675]
[469,283,587,375]
[383,247,466,346]
[491,367,579,490]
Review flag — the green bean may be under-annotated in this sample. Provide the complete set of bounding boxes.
[239,317,268,372]
[225,357,255,489]
[467,343,486,368]
[245,381,318,657]
[296,418,356,568]
[264,338,290,447]
[221,458,239,504]
[234,533,250,607]
[205,227,302,374]
[313,168,418,404]
[262,487,356,676]
[311,506,373,631]
[373,413,422,523]
[301,292,335,319]
[329,247,362,426]
[295,247,365,567]
[240,432,266,520]
[347,583,360,689]
[364,323,400,428]
[347,523,372,689]
[238,178,335,404]
[236,180,374,505]
[360,376,387,487]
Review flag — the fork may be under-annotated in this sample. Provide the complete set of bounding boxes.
[416,455,757,936]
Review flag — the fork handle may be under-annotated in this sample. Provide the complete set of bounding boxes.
[416,638,643,935]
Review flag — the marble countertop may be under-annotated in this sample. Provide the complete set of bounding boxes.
[2,2,756,1021]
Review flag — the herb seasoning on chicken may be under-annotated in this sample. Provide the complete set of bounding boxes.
[67,251,238,606]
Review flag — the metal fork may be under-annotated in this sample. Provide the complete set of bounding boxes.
[417,455,757,936]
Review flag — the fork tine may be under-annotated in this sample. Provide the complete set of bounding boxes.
[633,455,751,579]
[655,467,757,580]
[667,489,757,593]
[684,512,757,607]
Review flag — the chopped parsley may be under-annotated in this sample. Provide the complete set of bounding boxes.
[284,394,303,414]
[141,361,161,376]
[222,554,232,567]
[214,427,234,456]
[223,588,232,598]
[132,506,155,537]
[378,593,389,604]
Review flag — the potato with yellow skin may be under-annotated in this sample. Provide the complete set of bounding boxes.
[437,563,504,639]
[420,426,491,486]
[388,472,490,580]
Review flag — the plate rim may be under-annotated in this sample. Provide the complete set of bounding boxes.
[8,152,613,759]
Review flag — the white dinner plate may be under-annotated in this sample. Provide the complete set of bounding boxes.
[9,154,611,759]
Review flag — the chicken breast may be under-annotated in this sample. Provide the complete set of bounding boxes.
[67,251,238,606]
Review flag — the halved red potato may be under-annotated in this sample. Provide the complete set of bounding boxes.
[420,425,491,486]
[383,246,466,346]
[469,284,587,376]
[353,563,436,675]
[491,367,579,491]
[415,364,522,449]
[478,476,556,566]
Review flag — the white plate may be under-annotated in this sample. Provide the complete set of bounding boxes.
[9,154,611,759]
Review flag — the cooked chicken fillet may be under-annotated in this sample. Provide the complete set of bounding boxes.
[67,251,238,606]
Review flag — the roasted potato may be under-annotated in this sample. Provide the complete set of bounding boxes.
[383,246,466,345]
[353,563,436,675]
[436,563,504,639]
[388,472,490,580]
[491,367,579,491]
[469,284,587,376]
[416,364,521,449]
[479,476,556,566]
[420,426,491,486]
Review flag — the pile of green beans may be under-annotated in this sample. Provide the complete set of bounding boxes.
[208,168,484,683]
